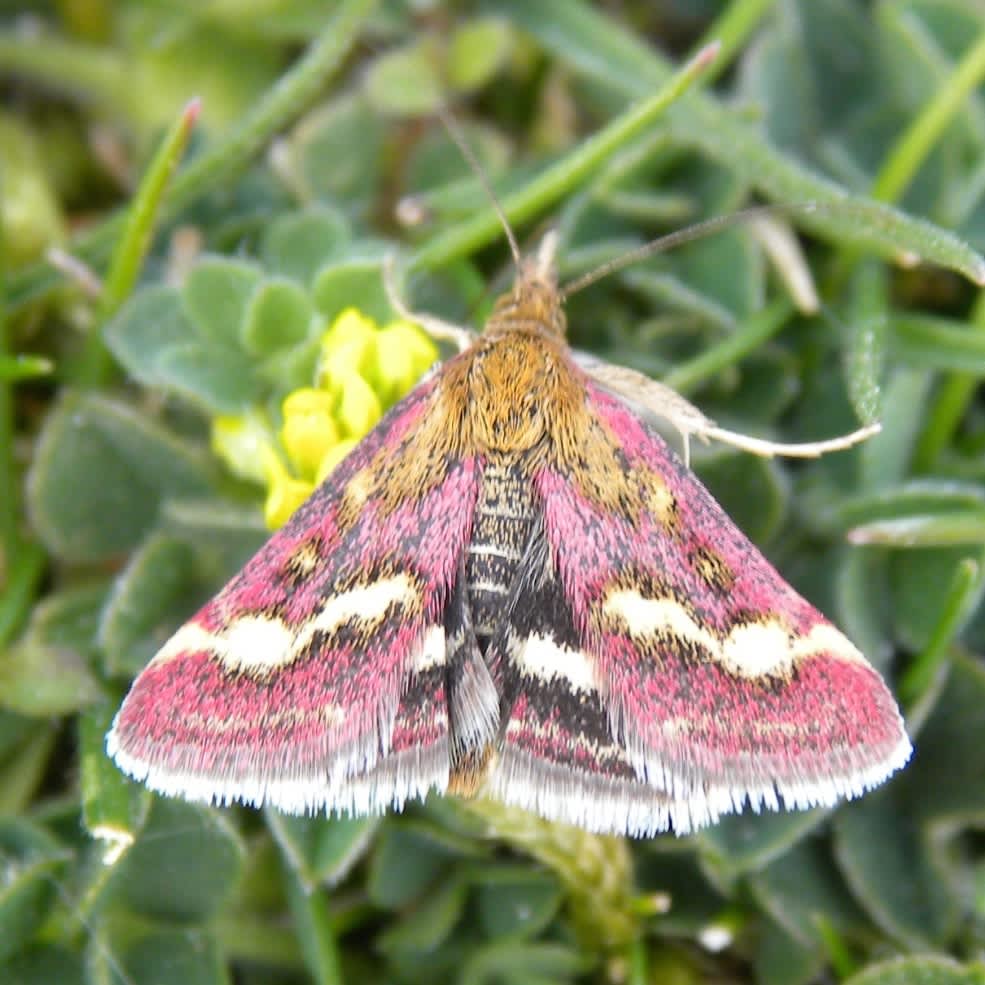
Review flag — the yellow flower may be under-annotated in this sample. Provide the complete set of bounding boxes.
[317,307,377,387]
[334,372,382,438]
[262,449,314,529]
[280,388,339,480]
[214,306,436,530]
[371,320,438,405]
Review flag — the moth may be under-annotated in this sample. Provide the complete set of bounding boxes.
[107,226,911,837]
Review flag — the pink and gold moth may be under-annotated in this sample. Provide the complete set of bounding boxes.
[107,232,911,837]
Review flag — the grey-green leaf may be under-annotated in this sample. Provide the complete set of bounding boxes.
[28,393,214,563]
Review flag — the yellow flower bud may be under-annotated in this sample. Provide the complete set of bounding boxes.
[315,438,359,484]
[372,320,439,404]
[388,319,439,370]
[335,373,382,439]
[280,387,339,480]
[264,475,314,529]
[261,450,313,528]
[317,308,378,387]
[211,409,277,485]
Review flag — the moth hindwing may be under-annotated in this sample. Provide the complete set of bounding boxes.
[108,242,911,836]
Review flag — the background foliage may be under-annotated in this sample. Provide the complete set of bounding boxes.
[2,1,985,983]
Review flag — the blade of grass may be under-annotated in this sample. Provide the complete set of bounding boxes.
[847,512,985,547]
[492,0,985,285]
[913,290,985,470]
[891,313,985,372]
[0,542,46,647]
[899,558,983,704]
[0,353,53,381]
[872,27,985,205]
[662,298,793,393]
[0,33,131,120]
[408,42,722,272]
[76,98,202,387]
[691,0,779,85]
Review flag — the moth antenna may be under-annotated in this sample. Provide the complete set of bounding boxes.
[437,105,522,269]
[383,252,476,353]
[560,203,821,299]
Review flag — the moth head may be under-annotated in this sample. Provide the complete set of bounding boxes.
[487,231,567,342]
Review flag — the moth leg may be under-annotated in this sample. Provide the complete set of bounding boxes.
[698,420,881,458]
[383,253,477,353]
[582,359,879,462]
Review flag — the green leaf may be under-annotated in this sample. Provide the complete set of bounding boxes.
[88,921,230,985]
[99,534,205,678]
[459,941,587,985]
[0,818,70,963]
[0,582,106,715]
[622,268,739,335]
[27,393,213,563]
[695,450,787,546]
[260,207,350,285]
[891,313,985,373]
[101,798,245,924]
[97,97,200,324]
[472,865,563,940]
[290,94,386,207]
[673,227,764,320]
[447,17,513,94]
[750,837,870,947]
[831,547,895,674]
[889,545,985,652]
[0,354,53,382]
[696,809,829,883]
[266,811,378,891]
[857,368,933,491]
[282,862,343,985]
[847,511,985,547]
[824,480,985,538]
[844,261,889,423]
[80,703,147,861]
[242,277,314,356]
[0,944,86,985]
[364,38,444,117]
[366,820,476,909]
[901,653,985,826]
[843,955,985,985]
[312,254,392,324]
[0,722,57,815]
[833,784,953,948]
[377,872,469,955]
[0,633,103,717]
[754,915,824,985]
[635,848,725,935]
[494,0,985,285]
[105,286,262,412]
[182,258,265,350]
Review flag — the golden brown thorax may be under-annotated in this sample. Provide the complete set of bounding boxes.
[345,249,647,523]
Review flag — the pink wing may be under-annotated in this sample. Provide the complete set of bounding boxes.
[108,382,482,816]
[527,381,910,834]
